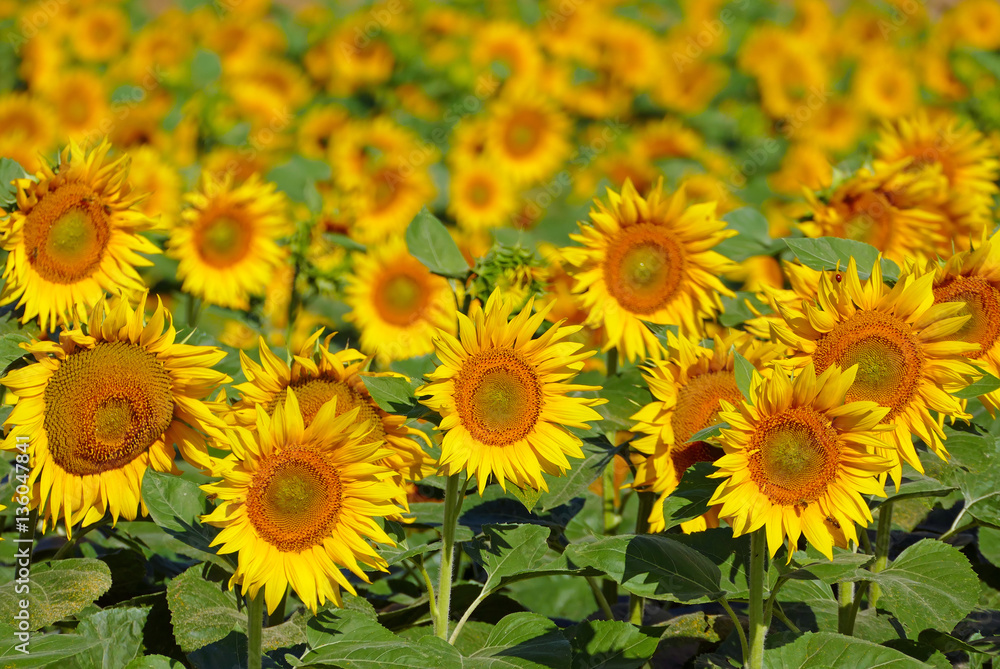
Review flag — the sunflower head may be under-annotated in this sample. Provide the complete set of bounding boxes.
[418,289,605,494]
[203,390,406,614]
[560,178,736,362]
[709,363,893,559]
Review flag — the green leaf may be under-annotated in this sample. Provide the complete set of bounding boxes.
[719,291,771,327]
[0,630,101,669]
[0,558,112,630]
[872,475,957,509]
[979,527,1000,568]
[565,534,723,603]
[0,157,30,212]
[591,367,652,432]
[786,552,873,585]
[659,462,717,530]
[466,612,572,669]
[715,207,771,262]
[733,350,755,403]
[866,539,980,636]
[954,372,1000,400]
[65,607,150,669]
[686,422,727,444]
[784,237,900,281]
[266,155,332,204]
[928,428,1000,527]
[465,524,552,593]
[141,470,222,561]
[539,437,620,512]
[124,656,185,669]
[0,333,30,370]
[360,375,418,414]
[569,620,660,669]
[763,632,930,668]
[166,565,243,653]
[508,485,543,512]
[190,49,222,88]
[406,208,470,278]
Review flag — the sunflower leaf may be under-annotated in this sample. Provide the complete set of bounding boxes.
[0,627,102,669]
[466,612,572,669]
[686,422,728,443]
[465,524,552,593]
[716,207,771,262]
[659,462,717,530]
[954,372,1000,400]
[65,607,150,669]
[539,436,621,512]
[567,619,660,669]
[360,374,419,414]
[763,631,930,668]
[732,350,755,404]
[0,157,29,213]
[0,559,112,631]
[141,470,228,567]
[0,333,31,372]
[783,237,900,281]
[406,208,470,279]
[166,565,244,653]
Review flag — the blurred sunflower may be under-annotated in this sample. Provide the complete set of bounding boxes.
[470,20,542,84]
[70,5,129,63]
[349,164,437,244]
[772,258,981,483]
[0,296,229,536]
[448,159,519,232]
[228,333,433,482]
[709,363,892,559]
[852,51,918,119]
[203,391,404,614]
[296,105,350,160]
[36,69,109,143]
[167,173,289,310]
[343,237,457,365]
[418,290,604,494]
[631,330,784,533]
[560,179,736,362]
[0,93,56,173]
[485,92,570,185]
[1,140,159,331]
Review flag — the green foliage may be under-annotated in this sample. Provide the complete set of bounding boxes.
[568,620,660,669]
[0,157,29,212]
[763,632,930,668]
[0,559,112,631]
[783,237,901,281]
[716,207,772,262]
[406,208,470,279]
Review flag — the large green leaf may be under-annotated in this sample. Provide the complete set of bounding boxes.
[406,208,470,278]
[786,552,873,585]
[465,524,552,592]
[733,351,754,403]
[865,539,979,636]
[565,534,723,602]
[719,291,771,327]
[784,237,900,281]
[592,366,652,432]
[763,632,930,668]
[65,607,150,669]
[568,620,660,669]
[0,333,30,371]
[141,470,223,561]
[166,565,243,653]
[539,437,620,512]
[927,428,1000,527]
[715,207,771,262]
[465,612,572,669]
[0,629,101,669]
[659,462,717,530]
[124,656,185,669]
[954,372,1000,400]
[360,374,419,415]
[0,558,112,630]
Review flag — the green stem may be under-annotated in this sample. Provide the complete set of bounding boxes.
[840,581,868,637]
[52,518,109,560]
[859,525,873,555]
[606,348,618,377]
[870,501,893,609]
[449,590,488,644]
[437,473,466,641]
[186,293,202,329]
[770,602,801,634]
[837,581,855,635]
[247,590,264,669]
[748,530,767,669]
[417,556,437,624]
[629,491,655,625]
[762,575,789,628]
[601,460,619,608]
[717,597,748,664]
[586,576,616,621]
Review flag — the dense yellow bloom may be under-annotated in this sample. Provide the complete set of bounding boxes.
[1,295,229,536]
[203,391,405,614]
[1,140,159,331]
[418,290,604,494]
[485,92,570,185]
[448,159,519,232]
[709,363,893,559]
[561,179,736,362]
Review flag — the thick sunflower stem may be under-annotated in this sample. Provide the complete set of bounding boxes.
[748,530,768,669]
[837,581,855,635]
[247,590,265,669]
[437,473,465,641]
[601,461,619,609]
[870,501,893,609]
[629,491,655,625]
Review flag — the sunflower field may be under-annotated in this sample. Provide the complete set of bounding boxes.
[6,0,1000,668]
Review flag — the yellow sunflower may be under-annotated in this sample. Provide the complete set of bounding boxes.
[36,69,109,143]
[709,363,893,559]
[484,92,570,185]
[1,140,159,331]
[0,295,229,536]
[771,258,981,483]
[631,330,785,533]
[852,51,918,120]
[71,5,129,63]
[203,391,405,614]
[343,237,458,365]
[799,160,946,264]
[918,231,1000,413]
[448,159,519,232]
[418,290,604,494]
[560,179,736,363]
[0,93,56,174]
[167,173,290,310]
[227,332,433,482]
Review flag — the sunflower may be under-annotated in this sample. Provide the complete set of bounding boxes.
[799,160,946,264]
[771,257,981,483]
[0,295,229,536]
[202,391,405,614]
[71,5,129,63]
[917,231,1000,413]
[852,51,918,120]
[0,93,57,173]
[343,237,458,365]
[560,179,736,362]
[470,20,543,84]
[448,160,519,232]
[631,331,785,533]
[0,140,159,331]
[296,105,350,160]
[36,69,108,143]
[708,363,893,559]
[227,332,433,482]
[485,92,570,185]
[348,164,437,245]
[167,173,290,310]
[418,290,604,494]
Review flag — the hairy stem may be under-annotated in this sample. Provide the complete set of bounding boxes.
[748,530,768,669]
[247,590,264,669]
[870,501,893,609]
[437,473,466,641]
[718,597,749,664]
